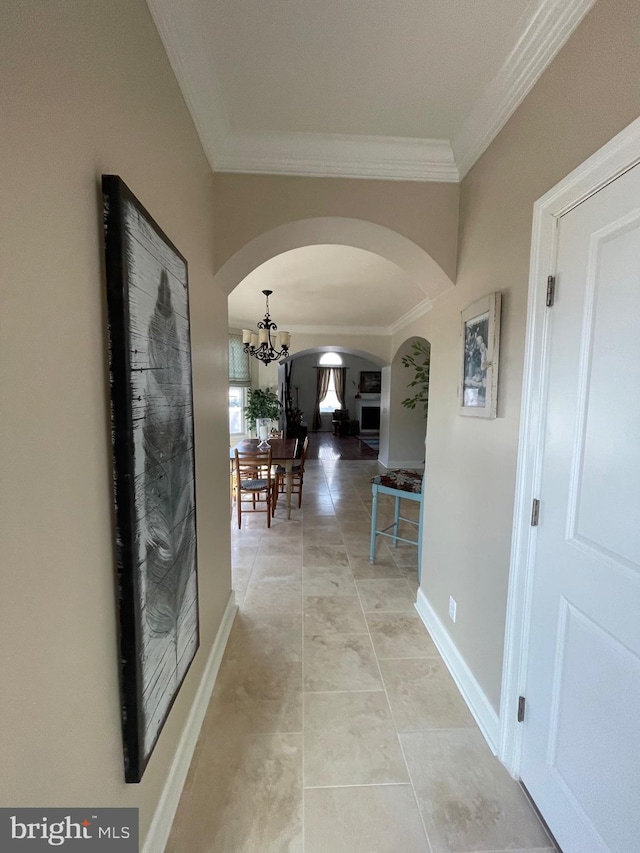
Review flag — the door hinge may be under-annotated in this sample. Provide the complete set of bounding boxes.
[546,275,556,307]
[517,696,526,723]
[531,498,540,526]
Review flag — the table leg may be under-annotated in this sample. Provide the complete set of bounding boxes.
[370,485,378,563]
[286,460,293,520]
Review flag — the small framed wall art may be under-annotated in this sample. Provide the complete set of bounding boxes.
[460,291,502,418]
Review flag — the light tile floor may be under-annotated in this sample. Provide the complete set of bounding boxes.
[167,459,555,853]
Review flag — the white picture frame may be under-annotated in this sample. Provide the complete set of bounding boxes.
[459,291,501,418]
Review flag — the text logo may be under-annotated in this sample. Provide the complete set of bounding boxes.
[1,809,138,851]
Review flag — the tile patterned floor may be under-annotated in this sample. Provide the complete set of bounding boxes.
[166,459,554,853]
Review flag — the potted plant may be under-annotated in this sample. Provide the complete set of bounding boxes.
[244,388,282,443]
[401,340,430,418]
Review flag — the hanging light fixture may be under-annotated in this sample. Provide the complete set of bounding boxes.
[242,290,291,365]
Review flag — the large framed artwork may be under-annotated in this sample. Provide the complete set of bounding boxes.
[359,371,382,394]
[102,175,199,782]
[460,291,502,418]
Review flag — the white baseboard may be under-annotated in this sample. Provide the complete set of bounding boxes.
[378,453,424,470]
[143,590,237,853]
[415,588,500,754]
[384,459,424,470]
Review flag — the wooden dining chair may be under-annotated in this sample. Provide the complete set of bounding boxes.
[273,435,309,512]
[234,448,276,528]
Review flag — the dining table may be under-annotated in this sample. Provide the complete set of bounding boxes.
[230,437,299,521]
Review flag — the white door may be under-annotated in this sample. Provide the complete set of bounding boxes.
[521,164,640,853]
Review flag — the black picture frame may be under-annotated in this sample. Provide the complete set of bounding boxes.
[359,371,382,394]
[102,175,200,783]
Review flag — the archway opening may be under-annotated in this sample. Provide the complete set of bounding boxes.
[282,346,385,440]
[222,217,448,454]
[378,336,430,469]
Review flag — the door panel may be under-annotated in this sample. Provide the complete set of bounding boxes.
[521,164,640,853]
[547,601,640,851]
[573,216,640,566]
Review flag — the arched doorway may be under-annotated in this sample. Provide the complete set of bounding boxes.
[221,217,450,461]
[214,217,454,300]
[378,336,430,469]
[280,345,387,439]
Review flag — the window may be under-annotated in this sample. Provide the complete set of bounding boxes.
[229,386,247,434]
[228,334,251,385]
[229,334,250,434]
[319,352,343,412]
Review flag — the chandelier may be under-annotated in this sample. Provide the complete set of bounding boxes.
[242,290,291,365]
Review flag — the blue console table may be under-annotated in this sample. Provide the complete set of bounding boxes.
[370,469,424,582]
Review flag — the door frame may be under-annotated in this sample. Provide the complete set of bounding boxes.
[499,115,640,776]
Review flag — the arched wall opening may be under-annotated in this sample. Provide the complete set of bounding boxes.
[221,217,447,457]
[215,217,455,300]
[279,346,387,436]
[378,336,431,469]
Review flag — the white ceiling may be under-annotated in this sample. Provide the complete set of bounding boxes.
[147,0,594,181]
[207,0,528,140]
[147,0,595,334]
[228,246,428,333]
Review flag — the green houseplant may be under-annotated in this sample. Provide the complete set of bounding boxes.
[244,387,282,431]
[401,340,430,418]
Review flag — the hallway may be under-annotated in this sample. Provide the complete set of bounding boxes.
[167,458,553,852]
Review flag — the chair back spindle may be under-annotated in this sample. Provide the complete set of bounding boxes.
[234,448,275,529]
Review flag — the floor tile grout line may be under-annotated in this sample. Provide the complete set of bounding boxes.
[230,525,261,608]
[229,455,431,851]
[303,781,414,790]
[396,714,436,853]
[353,566,435,853]
[356,524,433,853]
[469,849,556,853]
[370,654,445,661]
[239,729,304,736]
[303,682,408,694]
[303,687,394,695]
[301,549,306,853]
[304,456,334,850]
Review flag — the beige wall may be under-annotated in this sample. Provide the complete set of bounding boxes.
[3,0,639,839]
[1,0,230,842]
[419,0,640,710]
[288,332,391,364]
[212,173,460,285]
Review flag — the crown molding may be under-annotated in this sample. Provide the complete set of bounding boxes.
[281,302,433,337]
[285,324,391,336]
[452,0,596,179]
[389,298,433,335]
[148,0,594,183]
[146,0,231,170]
[215,132,459,183]
[146,0,457,182]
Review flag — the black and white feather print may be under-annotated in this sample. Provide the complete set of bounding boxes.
[143,270,195,637]
[124,201,198,757]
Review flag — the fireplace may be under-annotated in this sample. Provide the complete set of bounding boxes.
[361,406,380,430]
[356,398,381,433]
